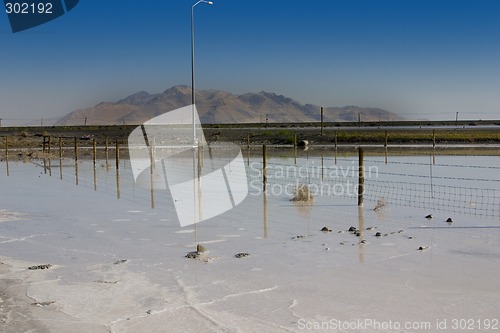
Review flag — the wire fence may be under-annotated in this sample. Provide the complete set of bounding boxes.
[250,153,500,219]
[1,146,499,220]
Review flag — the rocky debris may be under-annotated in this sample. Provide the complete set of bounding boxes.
[355,232,362,237]
[338,230,344,234]
[146,310,152,315]
[185,252,200,259]
[292,235,306,240]
[297,140,309,147]
[113,259,127,265]
[196,244,208,253]
[235,253,250,258]
[425,214,433,219]
[366,226,376,230]
[348,226,357,233]
[446,217,453,224]
[95,280,118,284]
[375,232,382,237]
[291,183,314,202]
[185,250,217,263]
[320,227,332,232]
[28,264,52,270]
[373,198,386,211]
[418,246,429,251]
[31,301,55,307]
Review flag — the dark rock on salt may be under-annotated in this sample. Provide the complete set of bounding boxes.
[28,264,52,270]
[185,252,200,259]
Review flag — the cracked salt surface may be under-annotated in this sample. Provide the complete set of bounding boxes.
[1,157,499,332]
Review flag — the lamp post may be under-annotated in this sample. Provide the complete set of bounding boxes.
[191,0,213,143]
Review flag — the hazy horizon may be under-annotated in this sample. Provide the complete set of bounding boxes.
[1,0,499,125]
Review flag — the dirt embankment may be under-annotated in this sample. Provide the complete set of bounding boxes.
[0,124,499,156]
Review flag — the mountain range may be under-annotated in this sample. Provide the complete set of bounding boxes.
[56,85,404,125]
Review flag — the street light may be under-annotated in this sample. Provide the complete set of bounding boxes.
[191,0,213,143]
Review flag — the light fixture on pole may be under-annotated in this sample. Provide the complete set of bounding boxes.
[191,0,213,143]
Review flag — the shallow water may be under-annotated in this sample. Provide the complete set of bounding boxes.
[1,150,499,332]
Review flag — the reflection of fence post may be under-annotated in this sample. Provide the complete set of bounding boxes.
[358,147,364,206]
[5,136,9,176]
[263,144,267,192]
[247,133,250,150]
[74,136,78,185]
[263,191,268,238]
[334,131,338,164]
[384,130,388,164]
[59,137,63,179]
[59,137,63,159]
[150,137,156,209]
[105,135,109,171]
[115,139,120,199]
[93,138,97,191]
[432,130,436,165]
[293,132,297,149]
[358,206,365,263]
[47,135,51,155]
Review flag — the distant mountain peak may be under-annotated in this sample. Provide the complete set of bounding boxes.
[57,85,404,125]
[163,85,192,95]
[117,91,152,106]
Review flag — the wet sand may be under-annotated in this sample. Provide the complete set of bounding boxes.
[0,259,49,333]
[1,258,111,333]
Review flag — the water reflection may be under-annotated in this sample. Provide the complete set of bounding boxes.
[263,190,268,238]
[358,206,365,264]
[2,146,499,225]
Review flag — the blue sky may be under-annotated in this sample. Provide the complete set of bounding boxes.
[1,0,499,124]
